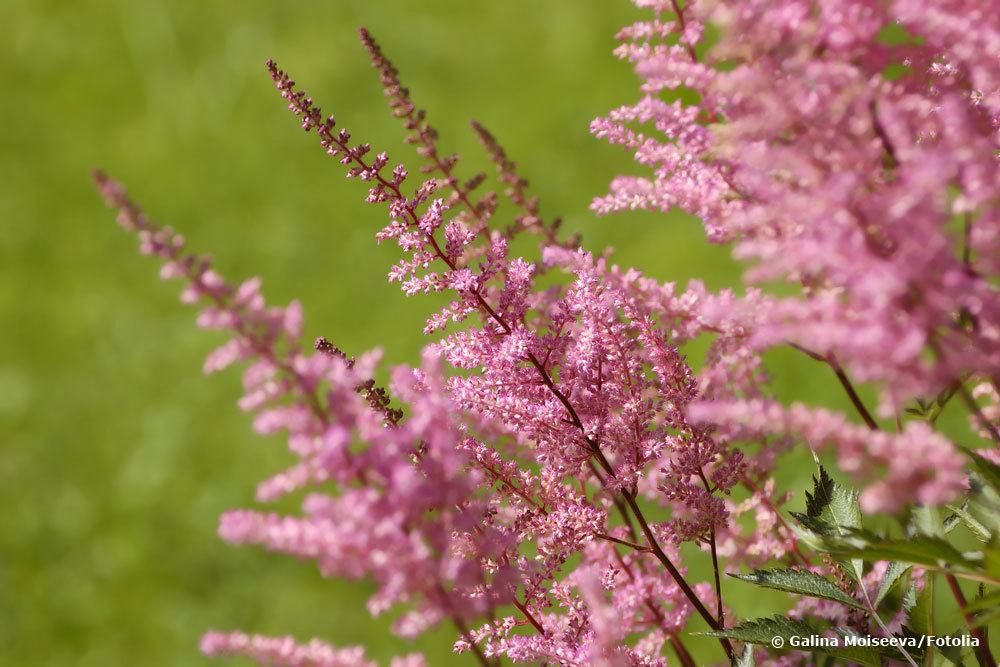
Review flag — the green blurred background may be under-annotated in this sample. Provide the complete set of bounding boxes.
[0,1,891,664]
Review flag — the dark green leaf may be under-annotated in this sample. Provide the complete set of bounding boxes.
[704,616,888,667]
[703,615,817,646]
[823,534,980,571]
[799,458,864,580]
[730,568,865,610]
[804,460,863,533]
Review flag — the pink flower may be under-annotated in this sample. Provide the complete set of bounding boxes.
[93,1,999,662]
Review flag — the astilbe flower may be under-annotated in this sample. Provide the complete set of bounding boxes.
[93,172,517,667]
[593,0,998,510]
[94,2,1000,665]
[261,44,750,661]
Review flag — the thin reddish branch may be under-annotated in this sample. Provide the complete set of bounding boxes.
[669,0,698,62]
[697,468,725,626]
[790,343,879,430]
[511,597,547,637]
[594,532,652,552]
[828,356,879,431]
[670,635,698,667]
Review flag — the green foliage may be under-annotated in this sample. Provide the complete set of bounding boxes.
[907,578,936,638]
[729,568,865,610]
[730,457,1000,666]
[706,617,892,667]
[707,615,816,645]
[790,455,864,581]
[4,1,997,666]
[821,533,987,577]
[873,561,911,609]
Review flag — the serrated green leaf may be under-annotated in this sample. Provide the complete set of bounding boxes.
[874,561,912,608]
[901,580,918,614]
[702,615,817,645]
[800,460,864,580]
[734,644,755,667]
[945,503,992,542]
[703,616,888,667]
[787,516,826,551]
[805,462,863,533]
[730,568,865,610]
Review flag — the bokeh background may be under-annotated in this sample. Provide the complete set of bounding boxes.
[0,1,917,664]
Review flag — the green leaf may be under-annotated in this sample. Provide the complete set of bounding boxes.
[874,561,912,608]
[704,616,888,667]
[733,644,755,667]
[730,568,865,610]
[933,631,975,666]
[804,459,863,533]
[799,458,864,580]
[945,503,992,542]
[703,615,817,646]
[911,505,943,538]
[823,534,981,571]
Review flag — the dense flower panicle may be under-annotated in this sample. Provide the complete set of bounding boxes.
[96,3,1000,665]
[596,0,1000,412]
[94,173,520,659]
[266,45,748,662]
[593,0,1000,506]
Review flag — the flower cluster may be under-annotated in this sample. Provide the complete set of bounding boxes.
[594,0,998,502]
[95,1,999,665]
